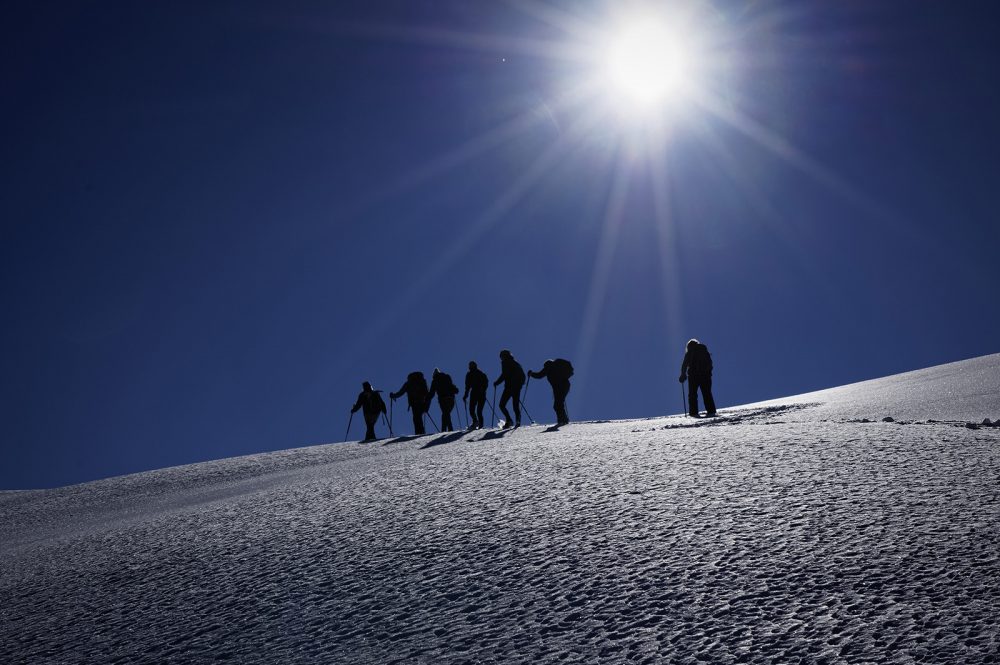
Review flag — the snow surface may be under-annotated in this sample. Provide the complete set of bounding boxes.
[2,354,999,663]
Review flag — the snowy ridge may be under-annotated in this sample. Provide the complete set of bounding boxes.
[2,354,999,663]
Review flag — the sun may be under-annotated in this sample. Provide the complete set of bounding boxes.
[601,15,698,113]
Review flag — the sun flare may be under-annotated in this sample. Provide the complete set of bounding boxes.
[602,15,698,113]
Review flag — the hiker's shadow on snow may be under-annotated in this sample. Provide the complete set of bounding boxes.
[543,425,562,433]
[383,435,422,445]
[421,432,466,449]
[478,429,512,441]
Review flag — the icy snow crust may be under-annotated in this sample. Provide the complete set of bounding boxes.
[2,355,999,663]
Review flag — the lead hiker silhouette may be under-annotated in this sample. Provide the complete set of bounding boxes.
[390,371,430,435]
[351,381,387,441]
[427,368,460,432]
[679,339,716,417]
[527,358,574,425]
[463,361,489,430]
[494,349,525,428]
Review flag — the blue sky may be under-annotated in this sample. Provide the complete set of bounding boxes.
[2,0,998,488]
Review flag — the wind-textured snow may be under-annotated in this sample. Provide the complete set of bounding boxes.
[2,355,999,663]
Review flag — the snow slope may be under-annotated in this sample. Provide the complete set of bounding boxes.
[2,354,999,663]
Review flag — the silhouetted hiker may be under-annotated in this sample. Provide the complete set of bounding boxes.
[390,371,429,435]
[528,358,574,425]
[427,368,460,432]
[494,349,526,428]
[464,361,489,429]
[351,382,387,442]
[680,338,716,417]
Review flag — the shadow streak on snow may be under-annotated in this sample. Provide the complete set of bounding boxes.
[421,432,468,449]
[383,435,428,446]
[478,429,513,442]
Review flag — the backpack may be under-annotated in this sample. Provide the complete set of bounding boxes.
[407,372,428,397]
[439,372,458,395]
[689,344,713,376]
[371,391,387,413]
[551,358,574,379]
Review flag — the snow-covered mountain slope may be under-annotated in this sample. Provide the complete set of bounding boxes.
[2,354,999,663]
[749,352,1000,423]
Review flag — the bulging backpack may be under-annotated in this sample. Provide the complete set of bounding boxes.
[689,345,713,375]
[552,358,574,379]
[408,372,428,396]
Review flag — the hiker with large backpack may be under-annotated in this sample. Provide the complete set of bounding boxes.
[679,339,717,417]
[427,368,460,432]
[463,361,489,430]
[527,358,574,425]
[390,371,430,435]
[494,349,526,428]
[351,382,388,442]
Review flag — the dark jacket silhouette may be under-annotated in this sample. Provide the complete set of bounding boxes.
[680,339,716,417]
[390,371,429,435]
[351,382,387,441]
[528,358,573,425]
[427,368,460,432]
[463,361,489,429]
[494,349,525,427]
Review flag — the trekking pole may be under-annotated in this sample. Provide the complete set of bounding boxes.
[520,401,535,425]
[519,376,534,425]
[492,386,497,427]
[425,411,440,433]
[487,395,497,426]
[681,381,688,416]
[382,410,393,437]
[389,398,394,434]
[344,411,354,442]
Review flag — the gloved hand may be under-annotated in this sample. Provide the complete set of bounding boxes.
[678,375,686,383]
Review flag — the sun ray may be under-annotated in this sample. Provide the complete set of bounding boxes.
[503,0,605,45]
[320,19,592,63]
[692,119,836,294]
[692,90,906,234]
[345,84,595,218]
[332,109,607,375]
[572,144,634,411]
[645,128,686,385]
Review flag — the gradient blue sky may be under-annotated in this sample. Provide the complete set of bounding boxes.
[3,0,998,488]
